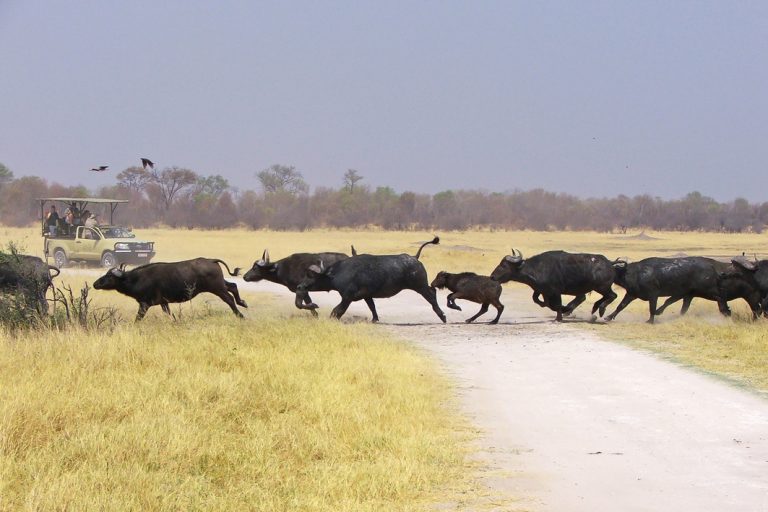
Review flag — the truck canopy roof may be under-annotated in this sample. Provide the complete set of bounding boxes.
[39,197,129,204]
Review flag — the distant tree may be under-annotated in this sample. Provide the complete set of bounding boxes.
[116,166,152,193]
[256,164,308,195]
[151,167,199,210]
[195,174,230,198]
[0,162,13,188]
[343,169,363,192]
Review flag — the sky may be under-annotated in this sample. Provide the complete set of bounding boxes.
[1,1,767,201]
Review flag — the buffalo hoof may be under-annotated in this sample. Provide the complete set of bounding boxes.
[448,304,462,311]
[464,318,474,324]
[310,309,319,318]
[371,318,379,324]
[489,320,499,325]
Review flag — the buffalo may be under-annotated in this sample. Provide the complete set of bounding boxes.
[717,257,768,316]
[606,257,761,323]
[0,254,60,314]
[243,249,378,320]
[490,249,617,321]
[295,237,446,323]
[431,271,504,324]
[93,258,247,321]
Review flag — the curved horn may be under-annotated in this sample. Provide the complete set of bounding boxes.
[261,249,267,261]
[264,249,270,264]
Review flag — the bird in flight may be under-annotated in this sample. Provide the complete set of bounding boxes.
[90,165,109,172]
[140,158,155,170]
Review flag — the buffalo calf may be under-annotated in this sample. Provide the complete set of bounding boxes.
[431,271,504,324]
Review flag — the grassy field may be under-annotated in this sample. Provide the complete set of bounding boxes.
[2,225,768,509]
[0,305,490,511]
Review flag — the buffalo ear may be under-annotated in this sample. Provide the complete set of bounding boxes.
[111,268,124,278]
[307,264,323,275]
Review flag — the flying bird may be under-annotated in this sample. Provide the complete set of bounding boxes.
[140,158,155,170]
[90,166,109,172]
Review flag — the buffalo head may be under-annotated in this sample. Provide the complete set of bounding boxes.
[243,249,275,282]
[490,249,524,283]
[93,266,126,290]
[430,271,449,289]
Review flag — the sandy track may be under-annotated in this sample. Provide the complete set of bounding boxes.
[236,280,768,511]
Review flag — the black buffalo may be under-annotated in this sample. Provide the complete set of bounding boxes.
[242,249,378,320]
[431,271,504,324]
[606,257,761,323]
[717,257,768,316]
[295,237,446,323]
[0,254,60,314]
[490,249,617,321]
[93,258,247,321]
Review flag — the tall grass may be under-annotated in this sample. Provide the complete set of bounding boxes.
[0,313,477,511]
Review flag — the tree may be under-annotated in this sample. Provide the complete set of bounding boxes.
[256,164,308,195]
[116,166,152,193]
[195,174,230,198]
[343,169,363,192]
[151,167,198,210]
[0,163,13,188]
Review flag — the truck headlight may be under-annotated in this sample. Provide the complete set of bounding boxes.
[115,243,129,250]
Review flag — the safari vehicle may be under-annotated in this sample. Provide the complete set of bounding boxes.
[39,197,155,268]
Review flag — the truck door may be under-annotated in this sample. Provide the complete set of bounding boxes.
[75,226,101,261]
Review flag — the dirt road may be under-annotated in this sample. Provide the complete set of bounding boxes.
[241,281,768,511]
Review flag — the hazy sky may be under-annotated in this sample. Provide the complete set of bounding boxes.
[1,1,766,201]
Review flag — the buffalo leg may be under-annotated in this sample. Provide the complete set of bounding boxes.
[161,302,171,315]
[302,293,319,317]
[647,296,659,324]
[136,302,151,321]
[714,297,731,317]
[225,281,248,308]
[563,295,586,316]
[592,288,618,317]
[466,303,489,323]
[655,295,685,316]
[417,287,446,323]
[547,294,564,322]
[446,292,462,311]
[489,299,504,324]
[331,298,353,319]
[212,290,244,318]
[605,292,635,321]
[364,298,379,323]
[532,292,547,307]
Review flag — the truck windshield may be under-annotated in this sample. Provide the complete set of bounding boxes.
[101,227,136,238]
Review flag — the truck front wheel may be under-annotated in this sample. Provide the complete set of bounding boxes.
[53,249,68,268]
[101,251,117,268]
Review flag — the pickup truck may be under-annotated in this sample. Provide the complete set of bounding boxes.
[44,225,155,268]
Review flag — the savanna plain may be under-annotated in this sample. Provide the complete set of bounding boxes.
[1,226,768,511]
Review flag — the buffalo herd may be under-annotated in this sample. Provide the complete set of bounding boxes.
[3,237,768,325]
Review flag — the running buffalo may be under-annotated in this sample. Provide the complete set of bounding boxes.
[490,249,617,321]
[243,249,377,320]
[606,257,761,323]
[0,254,60,314]
[295,237,446,323]
[717,257,768,316]
[93,258,247,321]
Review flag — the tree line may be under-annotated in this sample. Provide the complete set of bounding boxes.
[0,162,765,232]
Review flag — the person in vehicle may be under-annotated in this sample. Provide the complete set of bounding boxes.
[45,205,60,236]
[85,213,99,228]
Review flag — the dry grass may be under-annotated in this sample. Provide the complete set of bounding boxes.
[0,310,483,511]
